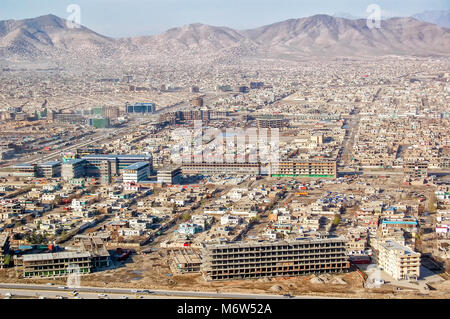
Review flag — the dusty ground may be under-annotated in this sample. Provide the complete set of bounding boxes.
[2,251,448,299]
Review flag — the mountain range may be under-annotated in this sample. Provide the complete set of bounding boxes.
[413,10,450,29]
[0,13,449,62]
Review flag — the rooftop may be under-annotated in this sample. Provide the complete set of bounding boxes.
[124,162,149,170]
[381,240,419,255]
[23,251,91,262]
[0,235,9,249]
[83,154,152,160]
[64,158,86,165]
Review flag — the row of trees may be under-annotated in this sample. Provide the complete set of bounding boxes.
[25,231,48,245]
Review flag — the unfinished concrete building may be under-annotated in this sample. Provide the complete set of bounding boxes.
[170,249,202,274]
[78,236,111,269]
[19,251,92,278]
[201,238,349,281]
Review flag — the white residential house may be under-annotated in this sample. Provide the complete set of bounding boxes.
[118,228,145,237]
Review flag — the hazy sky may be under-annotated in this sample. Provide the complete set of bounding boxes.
[1,0,448,37]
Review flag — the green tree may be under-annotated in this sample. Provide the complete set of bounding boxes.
[332,216,341,226]
[3,254,11,267]
[428,194,437,213]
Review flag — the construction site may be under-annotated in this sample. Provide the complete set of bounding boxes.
[201,238,350,281]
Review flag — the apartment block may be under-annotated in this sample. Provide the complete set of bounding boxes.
[201,238,349,281]
[271,161,337,178]
[377,240,420,281]
[122,162,151,183]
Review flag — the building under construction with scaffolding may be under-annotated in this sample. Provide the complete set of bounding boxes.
[201,238,349,281]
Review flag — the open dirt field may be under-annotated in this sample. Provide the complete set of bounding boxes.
[2,250,448,299]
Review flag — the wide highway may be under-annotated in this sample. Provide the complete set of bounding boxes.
[0,283,341,299]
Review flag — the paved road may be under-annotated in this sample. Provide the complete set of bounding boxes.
[0,283,341,299]
[339,110,360,167]
[21,118,151,165]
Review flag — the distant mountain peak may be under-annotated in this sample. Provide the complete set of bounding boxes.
[413,10,450,29]
[0,13,449,61]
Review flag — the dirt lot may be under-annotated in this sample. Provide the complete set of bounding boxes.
[2,250,448,299]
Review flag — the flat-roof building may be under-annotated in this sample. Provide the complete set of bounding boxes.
[82,154,153,177]
[171,249,202,274]
[62,159,86,180]
[125,102,156,115]
[201,238,349,281]
[78,236,111,269]
[0,235,10,269]
[12,164,37,177]
[157,166,182,184]
[182,162,261,176]
[376,240,420,281]
[20,251,92,278]
[403,161,428,180]
[270,161,337,179]
[37,161,61,178]
[257,115,286,129]
[123,162,151,183]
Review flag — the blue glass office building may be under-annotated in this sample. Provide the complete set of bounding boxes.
[126,103,156,115]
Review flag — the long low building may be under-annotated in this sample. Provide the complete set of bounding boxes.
[157,165,182,184]
[270,161,337,178]
[201,238,349,281]
[19,251,93,278]
[15,237,111,278]
[0,235,10,269]
[182,162,261,175]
